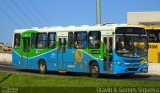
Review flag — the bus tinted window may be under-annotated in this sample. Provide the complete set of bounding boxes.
[88,31,101,48]
[14,33,20,48]
[147,30,160,42]
[37,33,47,48]
[116,27,145,34]
[74,32,87,48]
[48,33,56,48]
[68,32,74,48]
[31,33,36,48]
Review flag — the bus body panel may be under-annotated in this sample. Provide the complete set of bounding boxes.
[12,25,148,75]
[112,50,148,74]
[12,50,22,68]
[12,48,105,73]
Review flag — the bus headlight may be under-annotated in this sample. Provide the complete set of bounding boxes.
[141,59,148,65]
[144,60,148,65]
[117,61,124,66]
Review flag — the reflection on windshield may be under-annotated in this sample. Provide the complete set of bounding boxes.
[116,35,147,58]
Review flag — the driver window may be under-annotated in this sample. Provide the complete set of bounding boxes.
[124,36,133,51]
[116,36,124,51]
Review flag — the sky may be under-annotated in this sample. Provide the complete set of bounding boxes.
[0,0,160,45]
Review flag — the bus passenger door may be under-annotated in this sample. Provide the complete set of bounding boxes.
[21,38,30,68]
[103,36,113,72]
[58,37,67,70]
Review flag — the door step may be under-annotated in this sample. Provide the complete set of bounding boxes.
[58,70,67,73]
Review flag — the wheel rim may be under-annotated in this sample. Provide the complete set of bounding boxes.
[92,66,98,75]
[40,63,45,72]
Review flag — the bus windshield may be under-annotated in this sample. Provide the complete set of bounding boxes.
[116,35,147,58]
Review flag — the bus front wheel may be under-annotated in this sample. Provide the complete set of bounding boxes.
[39,60,47,74]
[89,62,100,78]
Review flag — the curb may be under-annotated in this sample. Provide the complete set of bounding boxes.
[137,73,160,76]
[0,62,12,66]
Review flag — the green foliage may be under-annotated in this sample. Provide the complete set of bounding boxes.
[0,72,160,87]
[0,72,160,93]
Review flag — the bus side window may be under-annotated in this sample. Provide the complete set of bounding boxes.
[31,33,36,48]
[109,37,113,53]
[36,33,47,49]
[48,32,56,49]
[74,32,87,49]
[14,33,21,48]
[88,31,101,49]
[68,32,74,48]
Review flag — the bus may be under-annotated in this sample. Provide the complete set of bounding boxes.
[12,24,148,77]
[143,25,160,63]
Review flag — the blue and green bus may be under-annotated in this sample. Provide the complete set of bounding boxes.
[12,24,148,77]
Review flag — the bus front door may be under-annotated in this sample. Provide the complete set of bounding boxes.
[21,38,30,68]
[103,36,113,73]
[58,37,67,70]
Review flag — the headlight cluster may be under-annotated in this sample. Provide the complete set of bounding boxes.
[116,61,124,66]
[116,59,148,67]
[141,59,148,65]
[144,60,148,65]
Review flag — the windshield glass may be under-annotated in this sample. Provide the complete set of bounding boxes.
[116,35,147,58]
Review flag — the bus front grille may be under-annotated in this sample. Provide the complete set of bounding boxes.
[124,60,143,63]
[127,68,139,71]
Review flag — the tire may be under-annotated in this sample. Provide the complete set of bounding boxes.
[39,60,47,74]
[89,62,100,78]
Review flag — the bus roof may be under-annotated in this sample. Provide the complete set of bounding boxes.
[14,24,144,33]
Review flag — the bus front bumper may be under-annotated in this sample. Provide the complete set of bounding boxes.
[113,65,148,74]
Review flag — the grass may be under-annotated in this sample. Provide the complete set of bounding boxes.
[0,72,160,93]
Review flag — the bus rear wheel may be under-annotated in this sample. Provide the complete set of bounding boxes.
[39,60,47,74]
[89,62,100,78]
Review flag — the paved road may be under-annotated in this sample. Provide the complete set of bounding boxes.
[0,64,160,80]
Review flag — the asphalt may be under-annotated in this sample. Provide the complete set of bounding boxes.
[0,64,160,80]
